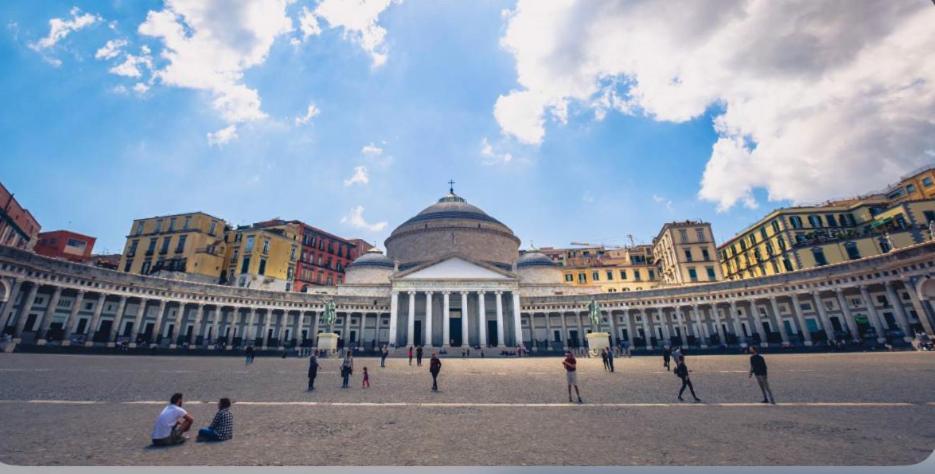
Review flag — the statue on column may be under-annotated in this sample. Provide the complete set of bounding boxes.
[316,300,340,356]
[585,299,610,357]
[587,299,602,332]
[322,300,337,332]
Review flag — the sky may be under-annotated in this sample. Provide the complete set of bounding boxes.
[1,0,934,255]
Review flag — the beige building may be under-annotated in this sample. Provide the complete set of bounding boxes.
[534,245,660,293]
[118,212,229,284]
[227,221,300,292]
[652,221,722,286]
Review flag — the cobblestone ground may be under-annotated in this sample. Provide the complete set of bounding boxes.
[0,352,933,466]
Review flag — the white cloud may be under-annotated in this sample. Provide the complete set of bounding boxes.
[313,0,399,67]
[343,165,370,186]
[30,7,101,51]
[132,82,150,94]
[298,6,322,39]
[294,102,320,125]
[361,143,383,155]
[207,125,238,146]
[138,0,294,142]
[94,39,127,60]
[480,137,514,166]
[108,50,153,78]
[652,194,674,212]
[497,0,935,210]
[341,205,387,232]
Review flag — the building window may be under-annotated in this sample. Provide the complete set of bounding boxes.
[789,216,803,229]
[688,267,698,282]
[175,235,187,253]
[782,258,793,272]
[634,270,641,281]
[183,216,191,229]
[923,177,934,188]
[128,239,139,257]
[241,257,250,274]
[812,247,828,266]
[619,270,627,280]
[679,229,688,242]
[578,273,586,283]
[146,238,156,255]
[209,221,217,235]
[124,259,133,272]
[168,217,176,231]
[906,183,917,194]
[154,219,162,233]
[844,241,861,260]
[648,269,655,280]
[684,249,693,262]
[245,235,255,253]
[258,259,267,275]
[160,237,171,254]
[135,222,144,235]
[592,271,600,281]
[924,210,935,223]
[878,236,891,253]
[701,248,710,261]
[564,274,573,282]
[262,239,270,255]
[808,215,822,228]
[141,261,151,274]
[606,271,613,280]
[771,220,781,233]
[706,266,716,279]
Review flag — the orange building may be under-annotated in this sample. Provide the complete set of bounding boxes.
[34,230,96,263]
[0,181,40,250]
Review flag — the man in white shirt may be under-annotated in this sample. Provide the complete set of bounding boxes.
[151,392,194,446]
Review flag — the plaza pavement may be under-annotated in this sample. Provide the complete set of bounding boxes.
[0,351,933,466]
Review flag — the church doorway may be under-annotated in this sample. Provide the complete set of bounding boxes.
[414,321,423,346]
[450,318,463,346]
[487,320,498,347]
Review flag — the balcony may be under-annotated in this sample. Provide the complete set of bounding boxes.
[790,222,923,250]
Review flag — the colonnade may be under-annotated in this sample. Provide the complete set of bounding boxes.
[388,289,522,348]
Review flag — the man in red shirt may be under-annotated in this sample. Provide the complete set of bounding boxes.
[563,352,583,403]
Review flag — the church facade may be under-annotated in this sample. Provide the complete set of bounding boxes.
[1,191,935,353]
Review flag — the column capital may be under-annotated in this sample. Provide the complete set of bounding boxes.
[495,290,503,296]
[477,290,486,295]
[460,290,469,296]
[407,290,416,295]
[424,290,434,296]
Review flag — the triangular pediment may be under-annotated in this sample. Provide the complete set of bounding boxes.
[396,256,514,280]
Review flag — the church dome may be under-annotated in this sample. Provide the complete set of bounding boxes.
[344,248,395,284]
[385,190,520,268]
[516,251,557,268]
[516,250,563,284]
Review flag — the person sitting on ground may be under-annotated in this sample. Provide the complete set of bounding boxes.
[197,398,234,442]
[151,392,194,446]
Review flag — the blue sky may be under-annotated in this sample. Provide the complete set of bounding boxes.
[2,1,933,255]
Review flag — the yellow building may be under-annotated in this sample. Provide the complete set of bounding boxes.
[227,220,300,292]
[536,245,661,292]
[886,166,935,201]
[118,212,229,284]
[718,196,935,281]
[652,221,723,285]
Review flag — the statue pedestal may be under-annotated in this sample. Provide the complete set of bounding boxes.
[586,332,611,357]
[316,333,339,356]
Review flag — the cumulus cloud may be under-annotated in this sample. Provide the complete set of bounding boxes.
[108,49,153,78]
[94,39,127,60]
[496,0,935,210]
[343,165,370,186]
[361,143,383,155]
[298,6,322,40]
[313,0,400,67]
[341,205,387,232]
[30,7,100,51]
[294,102,320,125]
[138,0,294,142]
[207,125,238,146]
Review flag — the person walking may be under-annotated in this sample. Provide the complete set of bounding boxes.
[408,346,414,366]
[307,354,319,391]
[416,346,424,367]
[607,346,615,373]
[380,345,389,368]
[245,345,255,365]
[675,356,701,402]
[600,349,609,371]
[197,398,233,442]
[340,353,354,388]
[429,352,442,391]
[749,346,775,404]
[362,367,370,388]
[563,351,583,403]
[662,347,672,371]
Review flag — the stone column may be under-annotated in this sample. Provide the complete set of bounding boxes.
[63,290,86,342]
[190,305,205,346]
[790,294,813,346]
[358,311,366,350]
[407,291,416,348]
[834,289,861,342]
[442,292,451,347]
[341,310,351,350]
[728,301,743,344]
[640,309,652,350]
[859,286,885,343]
[148,300,168,346]
[768,297,790,345]
[262,309,273,349]
[749,300,765,345]
[673,307,687,346]
[13,283,40,338]
[311,310,320,344]
[494,291,505,348]
[461,291,470,347]
[659,309,671,342]
[812,291,836,342]
[904,281,935,336]
[389,291,399,348]
[885,282,913,341]
[36,286,63,343]
[691,305,707,348]
[607,309,618,347]
[169,304,186,348]
[513,292,523,347]
[129,299,148,343]
[425,291,434,348]
[560,311,569,350]
[85,294,109,345]
[576,311,585,346]
[0,279,23,331]
[712,304,725,346]
[476,291,486,348]
[218,308,233,346]
[544,310,553,350]
[107,296,128,346]
[625,309,635,349]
